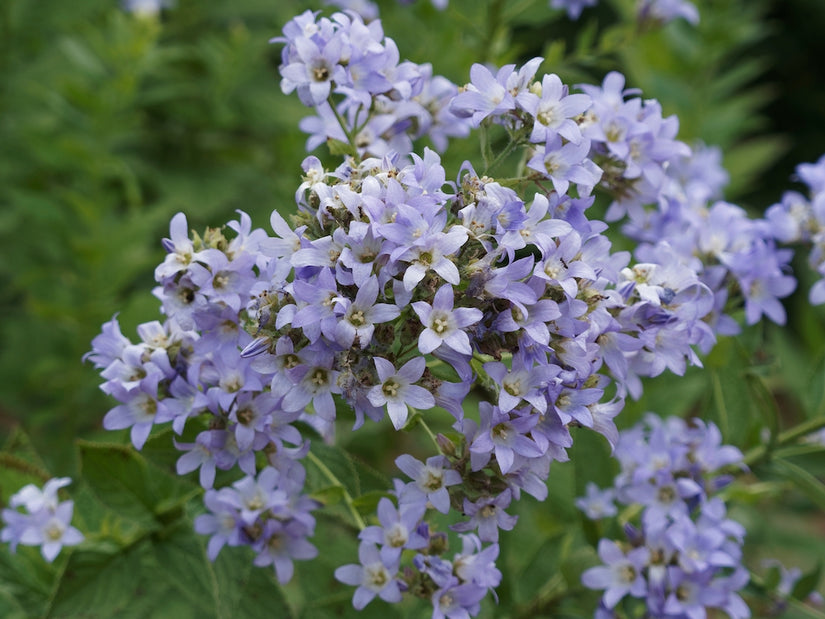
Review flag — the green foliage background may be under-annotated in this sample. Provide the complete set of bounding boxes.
[1,0,825,617]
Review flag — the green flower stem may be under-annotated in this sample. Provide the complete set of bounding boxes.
[712,372,730,439]
[743,415,825,467]
[415,414,440,452]
[306,450,367,531]
[479,122,494,171]
[788,597,825,619]
[749,571,825,619]
[326,94,364,157]
[482,137,521,176]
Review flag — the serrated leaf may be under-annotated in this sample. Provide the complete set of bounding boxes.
[152,520,220,617]
[307,442,390,499]
[570,428,616,493]
[211,545,295,619]
[0,592,28,619]
[46,544,147,618]
[0,548,53,619]
[745,372,780,443]
[286,513,361,614]
[504,529,568,605]
[78,441,200,529]
[0,428,52,506]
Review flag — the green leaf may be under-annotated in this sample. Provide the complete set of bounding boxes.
[211,545,295,619]
[792,562,823,602]
[503,528,569,605]
[560,541,599,592]
[310,485,346,507]
[773,458,825,511]
[306,442,390,498]
[57,38,108,78]
[569,428,617,493]
[326,138,356,157]
[151,521,220,617]
[0,428,52,503]
[351,490,393,518]
[763,563,783,592]
[0,548,54,619]
[46,543,147,618]
[745,372,780,445]
[305,443,361,498]
[78,440,200,529]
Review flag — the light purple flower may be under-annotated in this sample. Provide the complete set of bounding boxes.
[550,0,598,19]
[576,482,617,519]
[334,276,400,349]
[450,63,516,126]
[582,539,650,608]
[1,478,83,562]
[359,497,427,564]
[412,284,483,356]
[335,542,402,610]
[367,357,435,429]
[450,489,518,542]
[395,454,461,514]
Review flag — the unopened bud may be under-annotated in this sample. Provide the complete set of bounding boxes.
[436,433,457,457]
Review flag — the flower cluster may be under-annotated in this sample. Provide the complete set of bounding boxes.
[327,0,698,25]
[579,415,750,618]
[335,479,502,616]
[637,0,699,25]
[85,6,803,616]
[586,70,794,338]
[195,466,319,583]
[87,31,741,613]
[1,478,84,562]
[766,153,825,304]
[552,0,699,23]
[274,10,471,158]
[86,211,320,574]
[455,62,796,340]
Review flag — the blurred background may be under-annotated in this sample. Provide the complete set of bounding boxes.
[1,0,825,615]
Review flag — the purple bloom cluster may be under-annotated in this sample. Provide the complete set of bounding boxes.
[582,72,796,338]
[1,478,84,562]
[450,61,795,340]
[195,466,318,583]
[87,10,793,614]
[580,415,750,618]
[89,76,719,604]
[638,0,699,25]
[451,59,603,197]
[551,0,698,23]
[336,469,502,617]
[327,0,697,25]
[274,10,470,157]
[766,153,825,304]
[450,60,795,336]
[86,211,319,578]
